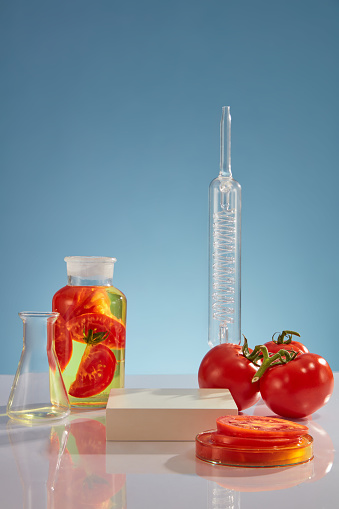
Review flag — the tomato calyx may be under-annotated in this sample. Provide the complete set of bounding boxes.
[271,330,301,346]
[67,313,126,349]
[242,335,300,382]
[82,328,109,346]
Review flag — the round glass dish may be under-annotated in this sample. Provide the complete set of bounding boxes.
[196,431,313,468]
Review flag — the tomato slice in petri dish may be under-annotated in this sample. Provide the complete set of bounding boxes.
[210,431,301,448]
[216,415,309,439]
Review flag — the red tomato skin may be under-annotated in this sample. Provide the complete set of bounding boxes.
[264,340,309,355]
[259,353,334,418]
[198,344,261,411]
[53,316,73,372]
[69,344,117,398]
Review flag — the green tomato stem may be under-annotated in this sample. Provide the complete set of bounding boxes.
[251,345,299,383]
[83,328,109,346]
[242,336,264,366]
[272,330,301,345]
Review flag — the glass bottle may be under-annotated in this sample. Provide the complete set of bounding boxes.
[7,312,70,423]
[52,256,127,407]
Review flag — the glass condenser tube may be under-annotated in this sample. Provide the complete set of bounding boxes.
[208,106,241,347]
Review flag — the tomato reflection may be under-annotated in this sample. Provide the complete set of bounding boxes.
[304,419,334,482]
[252,400,335,483]
[48,418,126,509]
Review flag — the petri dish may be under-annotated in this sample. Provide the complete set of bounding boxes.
[196,430,313,468]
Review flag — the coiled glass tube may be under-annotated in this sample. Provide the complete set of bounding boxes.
[208,106,241,347]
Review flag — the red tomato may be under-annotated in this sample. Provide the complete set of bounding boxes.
[264,330,309,356]
[264,341,308,355]
[53,316,73,372]
[216,415,308,438]
[198,343,261,410]
[67,312,126,349]
[264,339,308,356]
[69,344,117,398]
[259,353,334,418]
[210,431,300,448]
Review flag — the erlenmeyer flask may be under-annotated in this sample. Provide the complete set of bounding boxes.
[7,312,70,423]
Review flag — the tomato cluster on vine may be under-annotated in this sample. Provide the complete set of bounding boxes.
[198,330,334,418]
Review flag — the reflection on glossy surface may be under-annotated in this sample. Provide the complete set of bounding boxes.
[106,440,196,474]
[305,419,334,482]
[252,400,335,483]
[207,481,240,509]
[1,374,338,509]
[7,417,126,509]
[197,457,314,493]
[49,416,126,509]
[7,421,69,509]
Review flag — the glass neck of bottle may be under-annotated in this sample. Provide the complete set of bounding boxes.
[67,275,113,286]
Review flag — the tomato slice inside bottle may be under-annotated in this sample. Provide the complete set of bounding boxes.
[67,313,126,349]
[69,344,117,398]
[216,415,309,439]
[53,316,73,372]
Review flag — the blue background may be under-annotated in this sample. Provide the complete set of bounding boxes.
[1,0,338,374]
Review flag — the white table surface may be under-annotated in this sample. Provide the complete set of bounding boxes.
[0,373,338,509]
